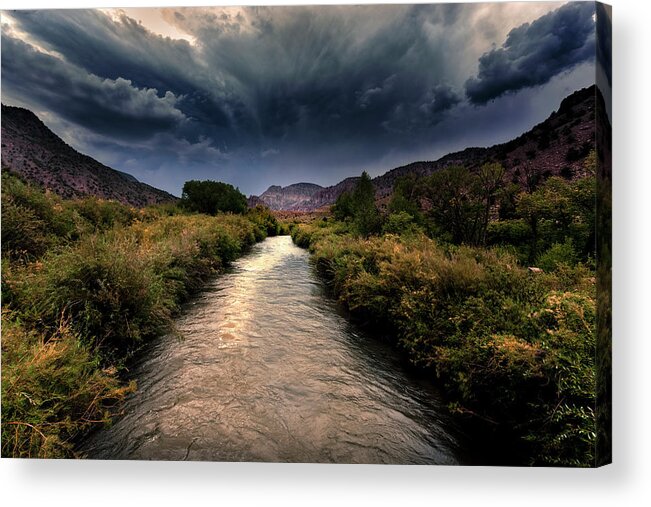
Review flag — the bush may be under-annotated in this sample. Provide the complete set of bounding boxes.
[9,234,169,357]
[331,172,382,236]
[1,172,81,259]
[69,196,139,230]
[332,190,355,221]
[382,211,422,236]
[537,239,579,271]
[1,197,52,259]
[247,205,284,237]
[0,171,158,261]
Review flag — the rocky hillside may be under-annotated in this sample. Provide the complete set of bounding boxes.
[306,177,360,211]
[250,182,324,210]
[249,85,598,211]
[1,105,177,207]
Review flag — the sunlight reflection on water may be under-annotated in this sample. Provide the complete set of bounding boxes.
[81,236,464,464]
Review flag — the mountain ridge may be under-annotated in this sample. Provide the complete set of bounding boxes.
[249,181,324,210]
[1,85,599,211]
[1,104,177,207]
[249,85,598,211]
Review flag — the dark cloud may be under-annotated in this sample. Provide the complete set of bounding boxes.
[7,10,233,132]
[1,33,186,140]
[7,10,198,96]
[422,84,462,124]
[1,4,598,196]
[159,4,465,142]
[6,7,445,147]
[465,2,596,105]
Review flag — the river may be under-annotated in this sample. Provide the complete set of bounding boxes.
[81,235,466,464]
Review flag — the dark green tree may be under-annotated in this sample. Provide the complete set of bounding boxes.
[477,162,506,245]
[247,205,282,236]
[424,166,484,245]
[351,171,381,236]
[180,180,247,215]
[516,175,595,264]
[388,173,423,220]
[332,190,355,221]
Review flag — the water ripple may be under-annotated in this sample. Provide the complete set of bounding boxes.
[80,236,463,464]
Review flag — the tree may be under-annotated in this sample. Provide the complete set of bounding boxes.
[247,205,282,236]
[516,175,595,263]
[351,171,381,236]
[332,190,355,221]
[388,173,423,220]
[180,180,247,215]
[424,166,484,245]
[477,163,505,245]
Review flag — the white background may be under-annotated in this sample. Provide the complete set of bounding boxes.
[1,0,649,505]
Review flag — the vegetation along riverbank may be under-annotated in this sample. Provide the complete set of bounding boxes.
[291,163,599,467]
[1,172,285,458]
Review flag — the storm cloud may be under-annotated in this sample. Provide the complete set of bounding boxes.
[422,84,462,124]
[1,3,596,195]
[1,33,187,140]
[465,2,596,105]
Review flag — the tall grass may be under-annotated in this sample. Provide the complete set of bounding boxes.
[1,317,135,458]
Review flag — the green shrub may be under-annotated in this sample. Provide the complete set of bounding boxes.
[247,205,283,237]
[487,219,530,246]
[1,197,52,259]
[382,211,422,236]
[1,172,81,259]
[7,233,170,357]
[537,239,578,271]
[0,171,161,261]
[332,190,355,221]
[68,196,139,230]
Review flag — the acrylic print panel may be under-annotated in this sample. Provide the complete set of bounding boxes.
[0,2,611,467]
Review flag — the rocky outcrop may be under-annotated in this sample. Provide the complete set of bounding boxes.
[255,182,324,210]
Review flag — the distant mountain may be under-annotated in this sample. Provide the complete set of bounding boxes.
[305,177,360,210]
[1,105,176,207]
[248,85,598,211]
[250,182,324,210]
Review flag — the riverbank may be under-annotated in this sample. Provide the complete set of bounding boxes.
[291,221,597,466]
[1,172,281,458]
[80,236,464,464]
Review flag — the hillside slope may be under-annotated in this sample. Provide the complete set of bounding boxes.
[1,105,176,207]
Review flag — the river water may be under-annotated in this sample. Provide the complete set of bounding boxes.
[81,236,466,464]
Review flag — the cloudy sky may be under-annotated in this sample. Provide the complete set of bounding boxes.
[1,2,599,196]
